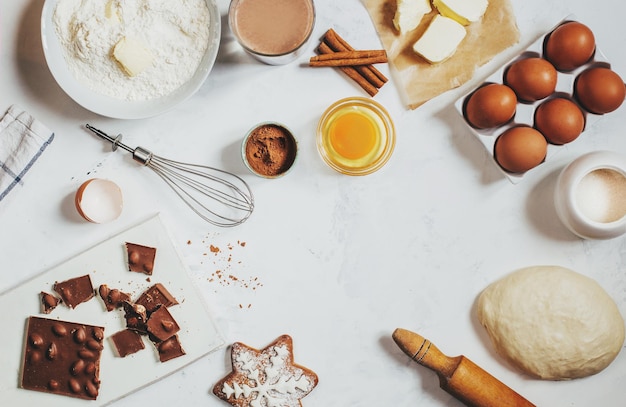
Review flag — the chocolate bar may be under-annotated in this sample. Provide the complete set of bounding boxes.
[21,316,104,400]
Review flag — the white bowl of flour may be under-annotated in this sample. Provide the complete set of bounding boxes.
[41,0,220,119]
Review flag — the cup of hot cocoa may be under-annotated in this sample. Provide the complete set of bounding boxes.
[228,0,315,65]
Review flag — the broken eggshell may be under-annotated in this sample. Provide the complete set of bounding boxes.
[75,178,123,223]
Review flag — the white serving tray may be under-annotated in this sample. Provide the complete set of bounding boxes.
[0,214,223,406]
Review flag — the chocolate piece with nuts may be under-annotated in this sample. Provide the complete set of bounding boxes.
[40,291,61,314]
[111,329,145,357]
[53,274,95,309]
[122,301,148,334]
[156,334,186,362]
[129,283,185,362]
[98,284,131,311]
[135,283,178,312]
[125,242,157,275]
[21,316,104,400]
[146,305,180,342]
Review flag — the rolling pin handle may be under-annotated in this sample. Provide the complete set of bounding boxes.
[392,328,536,407]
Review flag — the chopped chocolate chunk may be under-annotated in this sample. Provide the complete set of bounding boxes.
[21,316,104,400]
[98,284,131,312]
[111,329,145,357]
[40,291,60,314]
[156,334,186,362]
[125,242,157,275]
[135,283,178,313]
[146,305,180,342]
[122,301,148,334]
[53,274,95,309]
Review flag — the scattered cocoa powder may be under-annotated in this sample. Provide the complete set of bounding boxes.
[198,238,262,292]
[244,124,297,177]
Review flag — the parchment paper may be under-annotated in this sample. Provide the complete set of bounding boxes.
[362,0,520,109]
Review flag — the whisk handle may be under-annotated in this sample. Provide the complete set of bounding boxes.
[85,124,134,154]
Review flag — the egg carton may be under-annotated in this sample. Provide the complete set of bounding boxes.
[454,17,611,184]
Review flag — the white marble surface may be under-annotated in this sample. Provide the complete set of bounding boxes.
[2,0,626,406]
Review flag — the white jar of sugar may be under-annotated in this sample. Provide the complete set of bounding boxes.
[555,151,626,239]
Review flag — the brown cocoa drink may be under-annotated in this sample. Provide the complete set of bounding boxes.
[230,0,314,55]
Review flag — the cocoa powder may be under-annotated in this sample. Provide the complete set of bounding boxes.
[244,124,297,177]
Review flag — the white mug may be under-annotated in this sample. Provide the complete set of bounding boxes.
[555,151,626,239]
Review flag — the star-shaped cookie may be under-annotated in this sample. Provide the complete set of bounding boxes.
[213,334,318,407]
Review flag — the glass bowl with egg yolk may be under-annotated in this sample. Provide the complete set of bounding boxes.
[317,97,395,175]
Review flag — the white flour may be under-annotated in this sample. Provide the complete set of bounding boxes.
[53,0,211,101]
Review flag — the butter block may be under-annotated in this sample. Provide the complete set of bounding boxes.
[112,37,153,77]
[433,0,489,26]
[412,14,466,64]
[105,0,120,24]
[393,0,432,34]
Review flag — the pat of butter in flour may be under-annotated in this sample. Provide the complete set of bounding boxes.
[113,37,154,77]
[105,0,120,24]
[393,0,432,34]
[412,14,466,64]
[433,0,488,26]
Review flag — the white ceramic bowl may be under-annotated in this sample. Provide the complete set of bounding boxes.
[555,151,626,239]
[40,0,220,119]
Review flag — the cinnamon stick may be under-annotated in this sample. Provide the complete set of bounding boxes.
[324,29,388,87]
[311,50,387,61]
[309,51,388,67]
[310,56,388,67]
[317,42,378,96]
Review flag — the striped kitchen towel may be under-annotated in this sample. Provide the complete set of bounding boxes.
[0,105,54,203]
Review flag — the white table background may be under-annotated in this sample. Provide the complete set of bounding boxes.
[2,0,626,406]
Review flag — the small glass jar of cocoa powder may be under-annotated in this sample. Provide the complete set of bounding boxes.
[242,122,298,178]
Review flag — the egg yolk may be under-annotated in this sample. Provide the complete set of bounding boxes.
[329,111,377,160]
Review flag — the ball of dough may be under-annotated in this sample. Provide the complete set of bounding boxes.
[476,265,625,380]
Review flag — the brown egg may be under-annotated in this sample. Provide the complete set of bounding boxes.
[534,98,585,145]
[465,83,517,129]
[575,67,626,114]
[505,57,558,102]
[494,126,547,173]
[545,21,595,71]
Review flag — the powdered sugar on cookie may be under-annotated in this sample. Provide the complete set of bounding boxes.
[213,335,318,407]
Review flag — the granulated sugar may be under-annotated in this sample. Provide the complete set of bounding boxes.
[53,0,210,101]
[576,169,626,223]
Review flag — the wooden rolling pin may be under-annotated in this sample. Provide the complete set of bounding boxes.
[392,328,535,407]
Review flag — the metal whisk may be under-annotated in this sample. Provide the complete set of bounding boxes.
[85,124,254,227]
